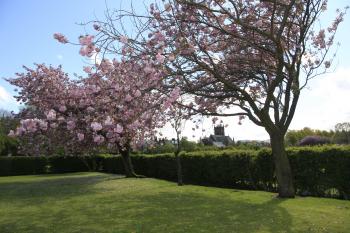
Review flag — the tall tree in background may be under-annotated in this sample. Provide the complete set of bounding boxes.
[88,0,346,197]
[334,122,350,144]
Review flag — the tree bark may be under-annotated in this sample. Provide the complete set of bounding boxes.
[120,148,137,178]
[175,150,183,186]
[270,132,295,198]
[175,134,183,186]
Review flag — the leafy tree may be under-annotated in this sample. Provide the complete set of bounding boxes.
[0,110,19,156]
[87,0,346,197]
[333,122,350,144]
[285,127,334,146]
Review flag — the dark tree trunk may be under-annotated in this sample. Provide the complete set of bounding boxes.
[175,135,183,186]
[120,148,137,178]
[270,132,295,198]
[175,150,183,186]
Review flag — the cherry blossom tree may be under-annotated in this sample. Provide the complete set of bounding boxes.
[82,0,347,197]
[7,55,179,176]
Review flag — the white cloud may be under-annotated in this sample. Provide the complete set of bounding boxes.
[290,67,350,131]
[0,85,19,111]
[57,54,63,60]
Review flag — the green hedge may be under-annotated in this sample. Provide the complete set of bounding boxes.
[1,146,349,199]
[0,156,48,176]
[101,146,350,199]
[49,155,104,173]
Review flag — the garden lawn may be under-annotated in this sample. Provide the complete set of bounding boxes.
[0,173,349,233]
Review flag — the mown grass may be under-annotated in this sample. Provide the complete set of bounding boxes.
[0,172,349,233]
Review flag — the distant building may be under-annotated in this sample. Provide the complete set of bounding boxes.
[201,125,234,147]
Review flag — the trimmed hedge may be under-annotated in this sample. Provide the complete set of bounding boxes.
[101,146,350,199]
[0,156,48,176]
[49,155,104,173]
[1,146,349,199]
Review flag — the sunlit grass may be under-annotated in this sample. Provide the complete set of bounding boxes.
[0,172,349,233]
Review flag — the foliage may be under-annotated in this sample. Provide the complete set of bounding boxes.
[1,173,350,233]
[87,0,346,196]
[1,146,350,199]
[49,155,104,173]
[102,146,350,199]
[143,142,175,154]
[143,137,199,154]
[333,122,350,144]
[0,156,48,176]
[0,114,19,156]
[0,135,19,156]
[285,127,334,146]
[298,135,331,146]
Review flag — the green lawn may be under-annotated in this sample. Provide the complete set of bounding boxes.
[0,173,349,233]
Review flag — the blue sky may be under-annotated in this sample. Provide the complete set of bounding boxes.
[1,0,350,140]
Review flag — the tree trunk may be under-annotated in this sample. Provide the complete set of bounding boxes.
[270,132,295,198]
[120,149,137,178]
[175,150,183,186]
[175,134,183,186]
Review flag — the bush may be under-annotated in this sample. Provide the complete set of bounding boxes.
[0,135,19,156]
[298,136,331,146]
[288,146,350,199]
[0,156,48,176]
[49,155,104,173]
[1,145,350,199]
[101,146,350,199]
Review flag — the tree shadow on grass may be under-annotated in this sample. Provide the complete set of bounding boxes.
[0,176,293,233]
[0,173,123,204]
[124,190,293,233]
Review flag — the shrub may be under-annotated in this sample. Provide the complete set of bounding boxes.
[0,135,19,156]
[1,146,350,199]
[0,156,48,176]
[49,155,104,173]
[298,135,331,146]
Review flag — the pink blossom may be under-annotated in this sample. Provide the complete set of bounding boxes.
[77,133,85,141]
[134,90,142,97]
[53,33,68,43]
[79,44,95,57]
[104,116,113,126]
[91,122,103,131]
[100,59,114,73]
[125,94,133,102]
[59,105,67,112]
[16,127,26,136]
[168,87,180,102]
[156,53,165,63]
[8,130,15,137]
[79,35,94,45]
[46,109,56,121]
[87,106,95,112]
[83,66,92,74]
[119,35,128,44]
[93,135,105,144]
[38,120,48,130]
[168,54,175,61]
[67,121,76,130]
[115,124,123,134]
